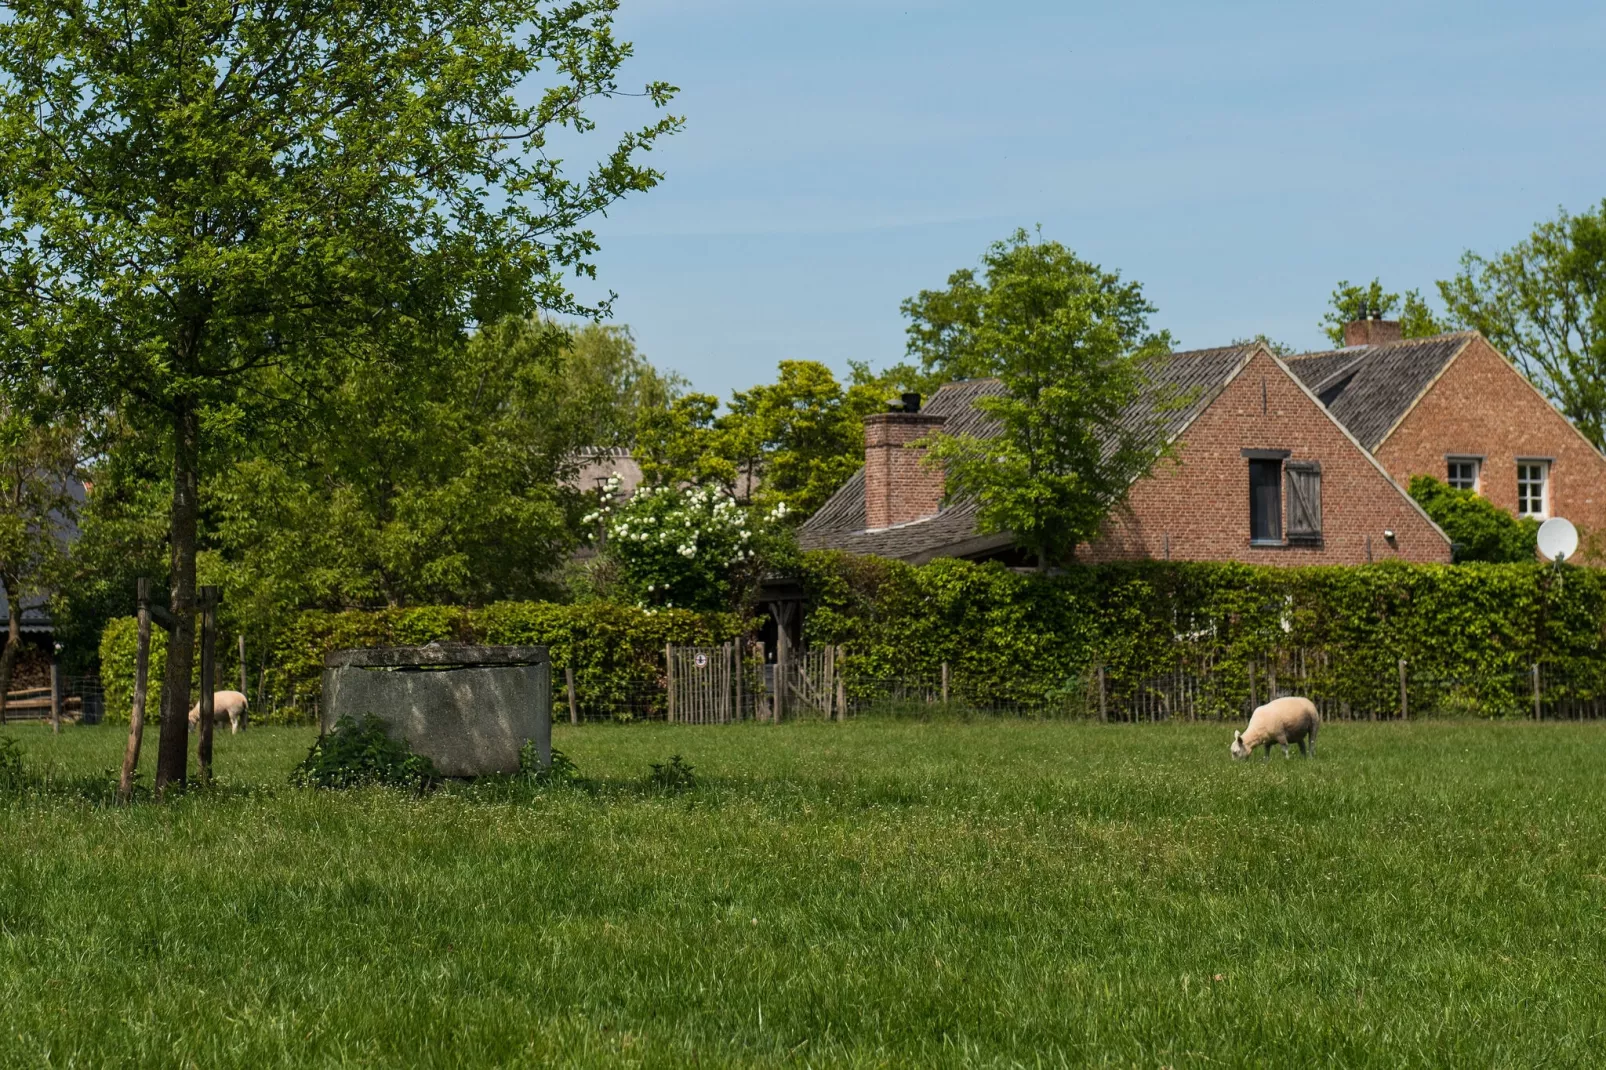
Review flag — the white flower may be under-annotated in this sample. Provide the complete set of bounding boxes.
[678,543,696,558]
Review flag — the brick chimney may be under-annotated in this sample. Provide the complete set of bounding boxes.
[863,395,945,530]
[1343,315,1404,347]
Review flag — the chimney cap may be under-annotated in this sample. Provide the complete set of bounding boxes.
[901,391,922,413]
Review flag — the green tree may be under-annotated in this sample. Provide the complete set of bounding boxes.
[0,397,79,715]
[1408,476,1538,563]
[560,322,683,449]
[729,360,889,519]
[0,0,678,790]
[896,270,989,393]
[1320,279,1447,347]
[1438,202,1606,451]
[635,394,744,495]
[913,229,1174,568]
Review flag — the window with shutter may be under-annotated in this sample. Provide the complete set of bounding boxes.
[1285,461,1322,543]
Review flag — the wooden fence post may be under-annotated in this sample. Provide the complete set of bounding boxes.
[1398,659,1409,721]
[1532,663,1541,721]
[565,666,579,725]
[1247,663,1256,710]
[197,585,220,779]
[1097,664,1107,722]
[941,662,949,705]
[119,579,154,802]
[48,656,61,734]
[237,634,248,694]
[735,642,745,721]
[665,644,675,723]
[835,648,847,722]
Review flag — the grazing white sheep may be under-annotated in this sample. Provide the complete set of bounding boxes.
[187,690,250,735]
[1231,696,1319,761]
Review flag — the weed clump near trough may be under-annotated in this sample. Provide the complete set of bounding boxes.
[291,715,437,791]
[646,753,697,793]
[519,741,583,788]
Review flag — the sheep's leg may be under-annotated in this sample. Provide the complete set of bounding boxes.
[1298,738,1308,757]
[1281,740,1290,759]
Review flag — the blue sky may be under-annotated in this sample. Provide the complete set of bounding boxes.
[566,0,1606,399]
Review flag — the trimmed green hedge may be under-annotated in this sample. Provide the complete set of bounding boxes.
[99,602,746,723]
[98,557,1606,724]
[798,552,1606,717]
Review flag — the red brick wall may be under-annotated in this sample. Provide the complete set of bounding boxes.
[1374,335,1606,555]
[1081,350,1451,565]
[863,413,946,530]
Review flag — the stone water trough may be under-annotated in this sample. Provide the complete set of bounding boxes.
[321,644,551,776]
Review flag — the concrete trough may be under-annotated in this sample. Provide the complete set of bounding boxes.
[321,644,551,777]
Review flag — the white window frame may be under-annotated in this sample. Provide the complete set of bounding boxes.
[1445,456,1481,493]
[1516,459,1550,519]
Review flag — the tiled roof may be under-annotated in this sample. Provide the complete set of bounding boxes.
[798,345,1259,561]
[1284,333,1476,451]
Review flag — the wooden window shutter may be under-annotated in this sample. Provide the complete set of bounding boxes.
[1285,461,1322,542]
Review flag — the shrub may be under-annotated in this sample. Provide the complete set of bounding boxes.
[1409,475,1540,563]
[586,478,789,610]
[97,618,169,725]
[291,716,437,791]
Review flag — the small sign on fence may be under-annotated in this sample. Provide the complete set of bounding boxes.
[694,653,709,670]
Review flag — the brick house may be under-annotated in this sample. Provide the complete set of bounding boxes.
[799,341,1451,566]
[1285,321,1606,551]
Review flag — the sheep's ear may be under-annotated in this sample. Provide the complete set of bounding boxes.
[1232,730,1241,741]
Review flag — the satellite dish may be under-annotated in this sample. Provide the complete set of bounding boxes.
[1537,517,1578,563]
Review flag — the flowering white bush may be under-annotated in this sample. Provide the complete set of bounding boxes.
[586,476,776,610]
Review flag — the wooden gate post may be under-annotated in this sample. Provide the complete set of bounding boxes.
[665,644,675,723]
[941,662,949,705]
[197,586,220,778]
[119,579,154,802]
[1532,663,1541,721]
[1398,659,1409,721]
[1097,664,1107,722]
[565,666,579,725]
[774,638,787,724]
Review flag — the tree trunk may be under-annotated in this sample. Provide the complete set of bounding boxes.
[154,399,200,795]
[0,583,20,725]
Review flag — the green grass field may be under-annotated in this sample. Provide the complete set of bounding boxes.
[2,718,1605,1068]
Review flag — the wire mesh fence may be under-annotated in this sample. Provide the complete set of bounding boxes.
[0,675,105,725]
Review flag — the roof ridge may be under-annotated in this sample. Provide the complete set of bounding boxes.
[1286,330,1479,361]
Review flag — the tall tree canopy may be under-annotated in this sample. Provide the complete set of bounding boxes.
[1320,279,1447,347]
[1439,201,1606,452]
[0,0,678,790]
[912,229,1174,568]
[634,360,892,519]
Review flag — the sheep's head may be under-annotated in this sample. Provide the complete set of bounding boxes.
[1230,730,1250,760]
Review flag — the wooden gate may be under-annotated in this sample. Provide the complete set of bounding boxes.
[665,644,741,724]
[784,646,843,720]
